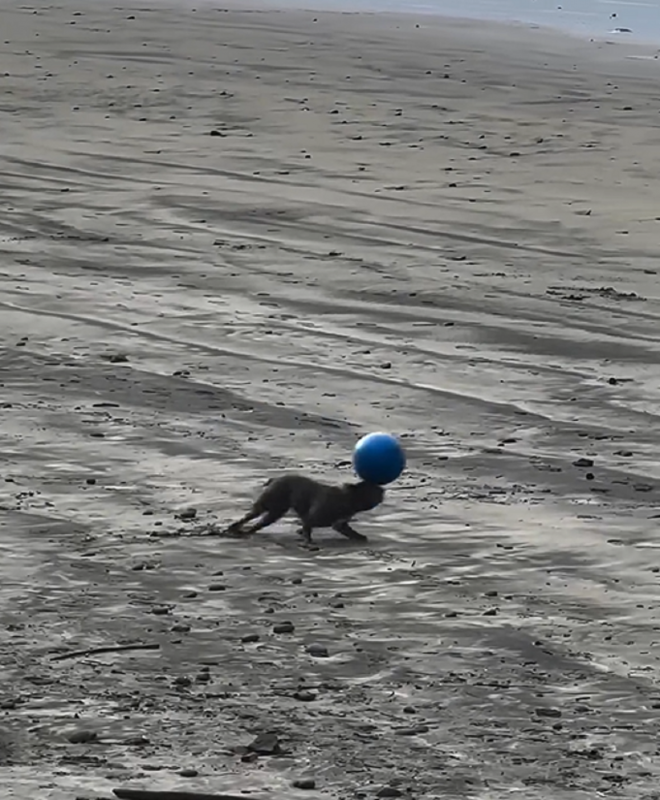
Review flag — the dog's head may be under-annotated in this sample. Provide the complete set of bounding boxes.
[345,480,385,513]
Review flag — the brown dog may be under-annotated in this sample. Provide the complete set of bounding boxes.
[226,473,384,544]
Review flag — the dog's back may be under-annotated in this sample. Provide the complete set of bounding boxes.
[259,473,338,520]
[260,473,382,527]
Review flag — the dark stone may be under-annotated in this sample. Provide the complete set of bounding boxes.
[294,689,317,702]
[67,729,97,744]
[377,788,403,798]
[535,707,562,718]
[248,732,281,755]
[293,778,316,790]
[306,643,329,658]
[273,621,295,634]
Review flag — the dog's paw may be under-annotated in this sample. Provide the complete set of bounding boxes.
[213,524,249,539]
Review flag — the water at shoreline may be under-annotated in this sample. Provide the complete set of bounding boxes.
[255,0,660,45]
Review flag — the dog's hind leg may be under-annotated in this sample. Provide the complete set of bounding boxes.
[332,519,368,541]
[225,505,263,535]
[243,507,287,535]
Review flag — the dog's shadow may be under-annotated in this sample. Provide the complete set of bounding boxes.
[194,521,370,552]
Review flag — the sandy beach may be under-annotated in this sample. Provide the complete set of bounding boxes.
[1,2,660,798]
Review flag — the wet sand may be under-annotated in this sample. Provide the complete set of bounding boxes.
[1,3,660,798]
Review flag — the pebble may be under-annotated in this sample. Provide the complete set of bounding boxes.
[306,643,329,658]
[535,707,562,718]
[171,622,191,633]
[177,507,197,521]
[124,735,149,746]
[377,788,403,798]
[294,689,317,702]
[395,725,429,735]
[241,633,260,643]
[292,778,316,790]
[179,768,199,778]
[248,732,281,755]
[573,458,594,468]
[67,729,98,744]
[273,621,295,634]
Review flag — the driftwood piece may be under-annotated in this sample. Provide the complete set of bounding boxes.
[50,642,160,662]
[113,790,268,800]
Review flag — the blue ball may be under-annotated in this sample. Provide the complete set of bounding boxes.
[353,432,406,485]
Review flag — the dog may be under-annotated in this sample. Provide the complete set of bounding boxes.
[225,473,384,544]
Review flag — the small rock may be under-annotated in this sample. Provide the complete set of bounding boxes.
[273,621,295,634]
[241,633,260,643]
[248,732,281,755]
[293,778,316,790]
[179,768,199,778]
[535,707,562,718]
[108,353,129,363]
[395,725,429,735]
[573,458,594,468]
[124,735,149,747]
[171,623,191,633]
[293,689,317,702]
[67,729,97,744]
[482,608,498,617]
[306,643,329,658]
[208,584,226,592]
[177,507,197,521]
[377,788,403,798]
